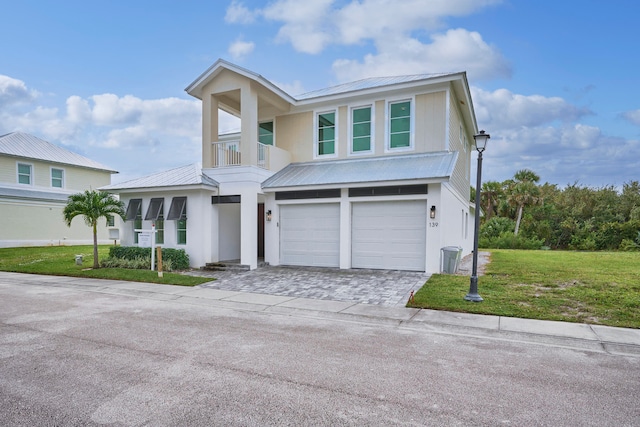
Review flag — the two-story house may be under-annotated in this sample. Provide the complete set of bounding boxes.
[103,59,478,273]
[0,132,118,247]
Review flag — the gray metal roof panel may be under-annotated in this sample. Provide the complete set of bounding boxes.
[0,185,72,202]
[262,152,457,189]
[294,73,458,100]
[101,163,218,191]
[0,132,117,172]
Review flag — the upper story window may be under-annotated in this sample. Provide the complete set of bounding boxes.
[388,100,412,150]
[51,168,64,188]
[17,163,32,185]
[351,106,373,154]
[259,121,274,146]
[316,111,336,157]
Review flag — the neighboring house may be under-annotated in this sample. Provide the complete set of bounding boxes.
[0,132,118,248]
[103,59,478,273]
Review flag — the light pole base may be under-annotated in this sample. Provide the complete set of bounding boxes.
[464,293,484,302]
[465,275,483,302]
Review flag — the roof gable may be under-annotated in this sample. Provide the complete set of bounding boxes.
[0,132,117,173]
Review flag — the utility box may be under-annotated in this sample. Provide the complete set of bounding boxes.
[75,255,83,265]
[441,246,462,274]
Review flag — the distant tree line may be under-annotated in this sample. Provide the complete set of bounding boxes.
[474,169,640,251]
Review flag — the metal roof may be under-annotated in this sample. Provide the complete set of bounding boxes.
[294,73,458,100]
[262,152,457,190]
[0,132,117,173]
[0,185,72,202]
[101,163,218,191]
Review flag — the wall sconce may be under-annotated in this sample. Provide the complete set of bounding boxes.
[430,206,436,219]
[266,210,272,222]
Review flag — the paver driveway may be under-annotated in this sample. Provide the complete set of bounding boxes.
[188,266,431,306]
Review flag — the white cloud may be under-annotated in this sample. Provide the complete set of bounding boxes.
[228,38,255,60]
[332,29,510,82]
[472,87,591,130]
[225,0,257,24]
[262,0,335,54]
[0,75,38,107]
[621,109,640,126]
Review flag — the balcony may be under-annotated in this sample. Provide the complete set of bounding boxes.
[210,140,290,171]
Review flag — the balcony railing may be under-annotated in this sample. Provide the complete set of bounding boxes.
[211,141,285,170]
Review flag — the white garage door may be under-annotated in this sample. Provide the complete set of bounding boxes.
[352,200,427,271]
[280,203,340,267]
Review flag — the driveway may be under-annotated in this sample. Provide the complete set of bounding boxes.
[185,252,488,306]
[187,266,430,306]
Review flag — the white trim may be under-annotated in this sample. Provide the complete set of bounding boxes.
[314,109,338,159]
[348,104,375,156]
[16,162,34,186]
[50,166,65,189]
[384,97,415,153]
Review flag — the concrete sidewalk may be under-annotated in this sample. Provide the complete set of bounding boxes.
[1,271,639,357]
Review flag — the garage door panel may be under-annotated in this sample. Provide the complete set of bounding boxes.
[352,200,426,271]
[280,204,340,267]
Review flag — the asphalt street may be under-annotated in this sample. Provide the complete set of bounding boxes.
[1,275,639,426]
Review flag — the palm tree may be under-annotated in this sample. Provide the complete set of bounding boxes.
[508,169,541,236]
[63,190,125,269]
[480,181,503,222]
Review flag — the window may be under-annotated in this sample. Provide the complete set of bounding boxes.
[351,106,372,153]
[51,168,64,188]
[177,218,187,245]
[145,198,164,221]
[316,111,336,156]
[18,163,32,185]
[133,206,142,244]
[167,197,187,245]
[145,198,164,244]
[258,121,274,146]
[156,211,164,244]
[125,199,142,221]
[106,216,115,227]
[389,100,411,149]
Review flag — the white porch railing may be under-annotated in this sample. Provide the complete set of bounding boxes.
[211,141,271,169]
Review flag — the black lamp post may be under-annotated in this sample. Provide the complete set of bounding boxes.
[465,130,490,302]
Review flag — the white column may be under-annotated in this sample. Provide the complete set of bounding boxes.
[240,84,258,167]
[339,188,351,269]
[240,187,258,269]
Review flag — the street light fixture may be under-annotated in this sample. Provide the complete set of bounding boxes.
[465,130,490,302]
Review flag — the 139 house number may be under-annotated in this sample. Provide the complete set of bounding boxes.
[429,222,439,227]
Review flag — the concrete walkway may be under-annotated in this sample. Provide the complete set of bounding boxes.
[1,271,639,357]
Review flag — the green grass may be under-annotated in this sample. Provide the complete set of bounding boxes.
[409,250,640,329]
[0,245,212,287]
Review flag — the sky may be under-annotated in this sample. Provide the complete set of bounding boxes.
[1,0,639,189]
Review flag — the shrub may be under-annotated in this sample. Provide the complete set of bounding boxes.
[106,246,190,270]
[479,232,544,250]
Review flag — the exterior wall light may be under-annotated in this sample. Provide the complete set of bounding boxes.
[430,205,436,219]
[266,210,272,222]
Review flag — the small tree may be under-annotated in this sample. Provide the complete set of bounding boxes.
[63,190,125,269]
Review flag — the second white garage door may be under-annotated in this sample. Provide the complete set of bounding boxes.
[352,200,427,271]
[280,203,340,267]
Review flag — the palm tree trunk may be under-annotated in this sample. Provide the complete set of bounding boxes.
[514,204,523,236]
[92,222,99,269]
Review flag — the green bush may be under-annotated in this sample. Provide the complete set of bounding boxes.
[480,217,516,239]
[106,246,190,270]
[479,232,544,249]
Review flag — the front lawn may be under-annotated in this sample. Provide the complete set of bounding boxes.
[0,245,211,287]
[409,250,640,329]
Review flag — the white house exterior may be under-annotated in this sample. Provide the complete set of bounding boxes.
[0,132,118,247]
[103,59,478,273]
